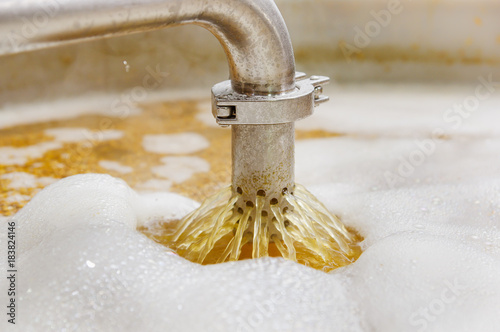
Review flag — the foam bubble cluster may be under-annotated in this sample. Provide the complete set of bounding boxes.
[1,163,499,331]
[2,83,500,330]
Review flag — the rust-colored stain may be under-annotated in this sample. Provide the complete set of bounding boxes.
[296,43,500,66]
[0,100,341,216]
[474,17,483,26]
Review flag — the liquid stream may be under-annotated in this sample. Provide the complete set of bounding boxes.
[142,184,362,272]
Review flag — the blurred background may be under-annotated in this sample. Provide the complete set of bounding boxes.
[2,0,500,106]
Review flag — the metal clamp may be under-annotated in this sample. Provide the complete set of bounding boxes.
[212,73,329,126]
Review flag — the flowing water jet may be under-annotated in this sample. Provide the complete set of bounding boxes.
[158,184,362,272]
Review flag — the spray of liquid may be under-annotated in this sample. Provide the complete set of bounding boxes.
[146,184,362,272]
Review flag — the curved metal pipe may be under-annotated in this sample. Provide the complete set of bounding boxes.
[0,0,295,95]
[0,0,304,213]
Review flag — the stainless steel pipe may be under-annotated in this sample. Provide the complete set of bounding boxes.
[0,0,306,210]
[0,0,296,95]
[232,123,294,211]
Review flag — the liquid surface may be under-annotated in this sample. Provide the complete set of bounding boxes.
[0,99,336,216]
[2,86,500,331]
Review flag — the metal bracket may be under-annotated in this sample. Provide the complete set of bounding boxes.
[212,73,329,126]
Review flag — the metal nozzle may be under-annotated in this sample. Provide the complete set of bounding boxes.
[212,74,330,213]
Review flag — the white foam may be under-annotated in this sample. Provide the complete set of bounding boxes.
[2,84,500,331]
[1,172,57,189]
[134,192,199,227]
[2,174,363,331]
[3,164,499,331]
[134,178,173,191]
[0,89,208,130]
[45,127,124,143]
[151,156,210,183]
[297,83,500,138]
[0,128,124,166]
[196,100,220,128]
[0,141,62,165]
[0,94,138,130]
[99,160,134,174]
[3,193,32,203]
[142,133,209,154]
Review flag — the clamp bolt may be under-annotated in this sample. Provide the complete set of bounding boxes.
[314,86,323,99]
[216,106,236,120]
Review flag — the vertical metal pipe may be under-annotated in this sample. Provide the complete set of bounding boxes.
[232,123,294,210]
